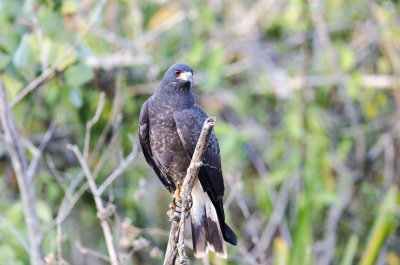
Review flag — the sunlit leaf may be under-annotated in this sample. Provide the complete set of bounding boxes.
[64,63,94,87]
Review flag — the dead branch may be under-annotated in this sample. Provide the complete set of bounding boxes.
[0,77,43,264]
[75,241,111,262]
[67,144,119,265]
[27,120,56,182]
[163,117,216,265]
[84,92,106,160]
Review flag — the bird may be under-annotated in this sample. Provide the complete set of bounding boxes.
[138,63,237,258]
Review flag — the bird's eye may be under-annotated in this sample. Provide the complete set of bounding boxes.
[175,70,181,76]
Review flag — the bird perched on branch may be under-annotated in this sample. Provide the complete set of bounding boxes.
[139,63,237,258]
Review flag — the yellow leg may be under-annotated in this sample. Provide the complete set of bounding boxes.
[167,181,183,219]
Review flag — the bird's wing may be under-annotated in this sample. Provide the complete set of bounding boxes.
[173,104,225,209]
[139,100,175,193]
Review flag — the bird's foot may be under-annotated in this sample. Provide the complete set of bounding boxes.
[173,181,183,202]
[167,182,192,221]
[167,203,181,221]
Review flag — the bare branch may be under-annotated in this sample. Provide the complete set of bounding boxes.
[0,77,43,264]
[164,117,216,265]
[75,241,111,262]
[84,92,106,160]
[67,144,119,265]
[27,120,56,182]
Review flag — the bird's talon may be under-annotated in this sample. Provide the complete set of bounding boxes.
[169,211,181,222]
[177,181,183,188]
[185,211,191,220]
[167,209,174,218]
[173,190,181,202]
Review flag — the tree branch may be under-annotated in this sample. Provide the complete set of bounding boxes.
[84,92,105,160]
[163,117,216,265]
[67,144,119,265]
[0,77,43,264]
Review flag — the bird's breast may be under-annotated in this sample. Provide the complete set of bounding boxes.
[148,103,190,183]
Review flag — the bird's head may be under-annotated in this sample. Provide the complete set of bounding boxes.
[161,63,194,92]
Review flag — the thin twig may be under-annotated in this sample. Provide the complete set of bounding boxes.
[75,241,111,262]
[163,117,216,265]
[84,92,106,160]
[27,119,56,182]
[44,128,121,236]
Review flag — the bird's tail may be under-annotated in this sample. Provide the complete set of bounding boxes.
[190,180,227,258]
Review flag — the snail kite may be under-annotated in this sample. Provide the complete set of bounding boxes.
[138,63,237,258]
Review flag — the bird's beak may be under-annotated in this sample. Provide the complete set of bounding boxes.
[177,71,193,82]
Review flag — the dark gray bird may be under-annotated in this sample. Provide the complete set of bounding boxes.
[139,63,237,258]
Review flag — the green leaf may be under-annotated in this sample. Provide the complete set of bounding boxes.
[65,63,94,87]
[43,37,78,70]
[61,0,80,15]
[69,87,83,107]
[13,33,39,70]
[340,234,358,265]
[274,237,290,265]
[360,186,399,265]
[340,47,355,72]
[185,39,205,67]
[38,6,65,40]
[36,200,52,223]
[2,73,24,99]
[290,194,314,265]
[0,51,10,68]
[0,245,24,265]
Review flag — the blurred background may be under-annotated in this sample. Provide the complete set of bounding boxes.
[0,0,400,264]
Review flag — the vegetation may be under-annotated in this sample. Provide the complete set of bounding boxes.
[0,0,399,264]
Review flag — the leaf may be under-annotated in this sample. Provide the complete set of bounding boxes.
[0,246,24,265]
[13,33,39,70]
[64,63,94,87]
[185,39,205,67]
[61,0,80,15]
[2,73,24,99]
[38,6,66,40]
[290,194,314,265]
[360,186,399,265]
[36,200,52,223]
[274,237,290,265]
[201,44,225,92]
[0,51,10,68]
[69,87,83,107]
[340,234,358,265]
[340,47,355,72]
[43,37,78,70]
